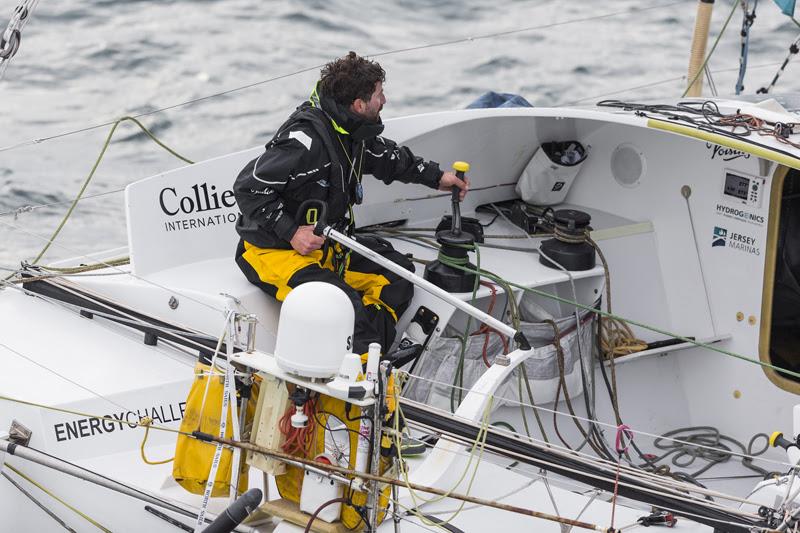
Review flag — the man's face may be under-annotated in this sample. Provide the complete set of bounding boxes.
[354,81,385,122]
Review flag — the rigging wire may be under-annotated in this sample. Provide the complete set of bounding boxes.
[0,188,126,219]
[0,340,133,414]
[757,31,800,94]
[21,116,192,269]
[561,61,784,106]
[0,0,40,82]
[736,0,759,95]
[1,470,77,532]
[0,216,227,316]
[3,463,112,532]
[0,0,686,156]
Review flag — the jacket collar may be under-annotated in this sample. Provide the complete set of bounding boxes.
[309,83,384,142]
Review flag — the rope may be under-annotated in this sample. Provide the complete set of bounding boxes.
[598,99,800,151]
[3,257,131,284]
[0,1,686,156]
[0,220,227,316]
[681,0,741,98]
[139,417,174,466]
[610,425,635,530]
[0,387,776,527]
[3,462,112,532]
[402,411,767,529]
[429,231,800,381]
[399,372,799,473]
[24,116,193,269]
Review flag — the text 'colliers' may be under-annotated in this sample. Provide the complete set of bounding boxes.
[159,183,236,216]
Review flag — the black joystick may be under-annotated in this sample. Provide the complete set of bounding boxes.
[424,162,478,293]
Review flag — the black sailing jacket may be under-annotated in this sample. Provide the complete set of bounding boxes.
[233,89,443,250]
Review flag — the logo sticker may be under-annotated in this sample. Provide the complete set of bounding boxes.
[158,182,239,233]
[715,203,765,226]
[706,143,751,161]
[712,226,727,247]
[711,226,760,255]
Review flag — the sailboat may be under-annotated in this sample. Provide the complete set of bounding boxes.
[3,1,800,531]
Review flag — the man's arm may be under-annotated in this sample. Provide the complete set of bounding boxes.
[362,136,443,188]
[363,136,469,199]
[233,125,327,246]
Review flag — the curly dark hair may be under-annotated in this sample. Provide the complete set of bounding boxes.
[319,51,385,107]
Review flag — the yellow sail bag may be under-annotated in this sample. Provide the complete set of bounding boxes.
[173,362,257,496]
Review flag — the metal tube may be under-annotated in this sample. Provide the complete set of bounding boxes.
[366,363,387,531]
[322,226,520,342]
[0,440,256,533]
[391,460,402,533]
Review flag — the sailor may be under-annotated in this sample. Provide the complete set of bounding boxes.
[233,51,468,357]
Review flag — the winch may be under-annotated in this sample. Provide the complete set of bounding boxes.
[538,208,596,271]
[424,161,479,292]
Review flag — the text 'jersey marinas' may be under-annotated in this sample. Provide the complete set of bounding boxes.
[233,93,443,250]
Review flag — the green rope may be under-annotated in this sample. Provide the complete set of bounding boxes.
[437,252,470,266]
[682,0,740,98]
[439,257,800,381]
[28,116,194,267]
[448,244,480,412]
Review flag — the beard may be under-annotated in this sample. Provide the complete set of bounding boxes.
[366,105,383,123]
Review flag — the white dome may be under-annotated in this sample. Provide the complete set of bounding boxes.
[274,282,355,379]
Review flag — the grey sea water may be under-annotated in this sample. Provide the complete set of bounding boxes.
[1,0,799,266]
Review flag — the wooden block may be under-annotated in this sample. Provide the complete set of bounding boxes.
[249,498,350,533]
[248,373,289,475]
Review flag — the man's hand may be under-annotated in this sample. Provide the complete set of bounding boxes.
[438,171,470,201]
[290,225,325,255]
